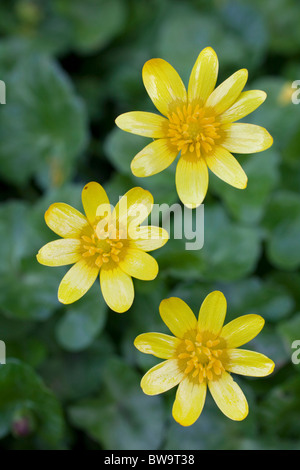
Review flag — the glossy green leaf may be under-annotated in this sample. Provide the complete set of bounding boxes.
[68,357,165,450]
[0,55,88,188]
[55,285,107,352]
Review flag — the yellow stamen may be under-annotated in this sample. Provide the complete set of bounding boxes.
[80,226,125,268]
[167,104,221,158]
[177,330,226,383]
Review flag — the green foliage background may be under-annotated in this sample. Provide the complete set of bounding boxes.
[0,0,299,450]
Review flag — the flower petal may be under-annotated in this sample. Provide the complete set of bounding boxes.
[129,226,169,252]
[37,239,82,266]
[81,181,111,226]
[134,333,180,359]
[226,349,275,377]
[188,47,219,106]
[221,314,265,348]
[119,248,158,280]
[100,264,134,313]
[208,371,249,421]
[141,359,184,395]
[219,90,267,124]
[113,187,154,230]
[205,146,248,189]
[159,297,197,338]
[131,138,178,177]
[205,69,248,115]
[175,152,209,208]
[172,377,207,426]
[58,258,99,304]
[198,291,227,336]
[222,123,273,153]
[142,58,187,116]
[45,203,88,238]
[115,111,168,138]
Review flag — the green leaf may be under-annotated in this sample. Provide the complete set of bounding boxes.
[55,284,107,352]
[7,337,47,369]
[155,4,241,84]
[104,128,148,176]
[263,191,300,269]
[219,1,268,70]
[0,263,62,321]
[0,1,72,55]
[249,77,300,150]
[0,55,88,188]
[220,277,294,323]
[40,337,114,402]
[251,325,288,369]
[53,0,127,53]
[278,313,300,360]
[0,360,65,447]
[158,205,262,281]
[0,200,62,320]
[210,150,280,225]
[68,357,165,450]
[250,0,300,54]
[260,375,300,440]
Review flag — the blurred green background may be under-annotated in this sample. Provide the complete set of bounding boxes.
[0,0,300,450]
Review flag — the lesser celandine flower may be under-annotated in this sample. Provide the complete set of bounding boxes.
[134,291,274,425]
[116,47,273,208]
[37,182,168,313]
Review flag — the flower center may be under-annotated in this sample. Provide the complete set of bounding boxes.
[167,104,221,157]
[81,222,126,268]
[176,330,227,383]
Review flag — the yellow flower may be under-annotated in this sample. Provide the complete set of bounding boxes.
[134,291,274,426]
[37,182,168,313]
[116,47,273,208]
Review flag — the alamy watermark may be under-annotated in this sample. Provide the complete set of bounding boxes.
[291,340,300,365]
[95,200,204,251]
[291,80,300,104]
[0,341,6,365]
[0,80,6,104]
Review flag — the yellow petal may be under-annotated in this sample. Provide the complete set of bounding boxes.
[131,138,178,177]
[159,297,197,338]
[175,152,209,208]
[112,187,153,230]
[134,333,180,359]
[37,239,82,266]
[205,146,248,189]
[45,203,88,238]
[100,264,134,313]
[115,111,168,138]
[141,359,184,395]
[205,69,248,115]
[119,248,158,280]
[142,58,187,116]
[58,258,99,304]
[188,47,219,106]
[221,314,265,348]
[219,90,267,123]
[222,123,273,153]
[129,226,169,252]
[198,291,227,336]
[81,181,110,226]
[172,377,207,426]
[208,371,249,421]
[226,349,275,377]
